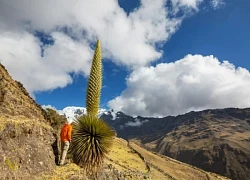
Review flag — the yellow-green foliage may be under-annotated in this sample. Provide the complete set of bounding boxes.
[71,39,115,174]
[71,115,115,173]
[5,158,18,171]
[38,163,83,180]
[106,138,149,173]
[86,40,102,116]
[0,115,52,133]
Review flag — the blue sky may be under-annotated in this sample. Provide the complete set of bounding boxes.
[35,60,128,109]
[37,0,250,108]
[1,0,250,116]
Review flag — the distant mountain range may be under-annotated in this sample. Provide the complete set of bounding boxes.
[46,106,250,180]
[1,61,229,180]
[102,108,250,180]
[56,106,107,121]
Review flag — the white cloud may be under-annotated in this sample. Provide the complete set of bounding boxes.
[170,0,203,13]
[172,0,202,8]
[0,30,93,96]
[108,55,250,117]
[42,105,57,111]
[125,118,149,127]
[210,0,225,9]
[0,0,203,95]
[0,0,183,67]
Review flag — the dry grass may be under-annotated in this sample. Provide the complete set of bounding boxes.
[105,138,148,173]
[150,167,172,180]
[0,64,45,120]
[39,137,230,180]
[129,142,230,180]
[0,115,52,132]
[37,163,85,180]
[39,138,150,180]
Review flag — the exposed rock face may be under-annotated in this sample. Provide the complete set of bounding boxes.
[0,64,45,118]
[0,63,55,179]
[102,108,250,180]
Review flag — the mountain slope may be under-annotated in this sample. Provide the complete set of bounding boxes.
[0,64,45,119]
[101,109,250,180]
[42,137,229,180]
[0,63,55,179]
[0,64,230,179]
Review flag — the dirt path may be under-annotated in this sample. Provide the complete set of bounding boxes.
[128,141,230,180]
[127,141,176,179]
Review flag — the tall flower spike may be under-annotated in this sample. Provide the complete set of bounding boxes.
[86,40,102,116]
[71,39,114,175]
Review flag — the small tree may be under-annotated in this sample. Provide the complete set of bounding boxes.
[70,40,115,174]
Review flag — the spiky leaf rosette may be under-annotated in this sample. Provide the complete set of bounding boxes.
[86,40,102,116]
[71,115,115,173]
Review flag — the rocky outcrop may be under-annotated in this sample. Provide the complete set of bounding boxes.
[0,63,45,118]
[0,63,55,179]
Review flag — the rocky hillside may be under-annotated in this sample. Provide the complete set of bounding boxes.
[102,109,250,180]
[0,64,45,119]
[0,63,56,179]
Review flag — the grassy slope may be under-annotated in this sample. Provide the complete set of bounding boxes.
[129,141,230,180]
[40,137,230,180]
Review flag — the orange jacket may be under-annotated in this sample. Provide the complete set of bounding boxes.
[60,123,72,142]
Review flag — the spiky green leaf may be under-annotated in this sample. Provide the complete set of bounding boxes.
[70,115,115,173]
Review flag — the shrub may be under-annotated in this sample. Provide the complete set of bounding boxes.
[71,115,115,173]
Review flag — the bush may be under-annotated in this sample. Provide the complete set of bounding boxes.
[70,115,115,174]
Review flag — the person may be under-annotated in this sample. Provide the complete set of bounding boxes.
[59,121,72,165]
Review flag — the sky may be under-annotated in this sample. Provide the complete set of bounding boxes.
[0,0,250,117]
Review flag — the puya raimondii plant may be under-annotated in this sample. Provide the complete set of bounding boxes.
[70,40,115,174]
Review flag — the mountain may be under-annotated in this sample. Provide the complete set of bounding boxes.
[0,63,56,179]
[56,106,107,121]
[42,137,229,180]
[101,109,250,180]
[53,105,250,179]
[1,63,229,179]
